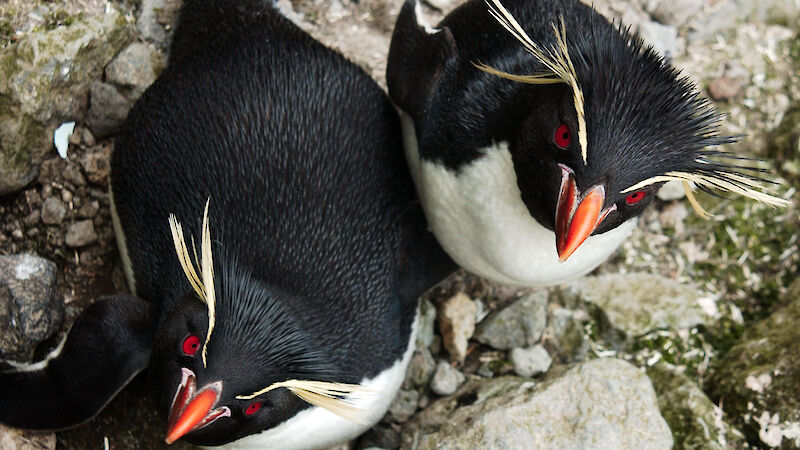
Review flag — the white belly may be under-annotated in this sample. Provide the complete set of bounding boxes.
[399,112,634,287]
[212,313,419,450]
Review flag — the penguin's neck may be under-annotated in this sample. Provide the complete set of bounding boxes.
[400,111,635,286]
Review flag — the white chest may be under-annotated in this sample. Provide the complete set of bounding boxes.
[399,112,635,287]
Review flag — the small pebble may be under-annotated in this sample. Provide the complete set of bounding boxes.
[41,198,67,225]
[708,76,743,101]
[510,345,553,378]
[437,292,477,363]
[430,361,466,396]
[65,220,98,247]
[388,389,419,423]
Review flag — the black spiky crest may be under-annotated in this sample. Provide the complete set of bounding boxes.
[481,0,788,215]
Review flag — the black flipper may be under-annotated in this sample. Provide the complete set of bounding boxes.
[0,294,155,431]
[386,0,458,121]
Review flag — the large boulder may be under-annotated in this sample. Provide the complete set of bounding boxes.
[0,7,133,195]
[401,358,672,449]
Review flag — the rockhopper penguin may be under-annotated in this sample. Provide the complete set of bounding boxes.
[0,0,454,447]
[386,0,787,286]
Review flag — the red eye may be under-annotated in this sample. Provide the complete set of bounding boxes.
[625,191,646,205]
[182,334,201,356]
[554,123,571,148]
[244,401,262,416]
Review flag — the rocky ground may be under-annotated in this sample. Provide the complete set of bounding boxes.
[0,0,798,449]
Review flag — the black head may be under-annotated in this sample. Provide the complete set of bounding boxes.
[147,209,358,446]
[149,257,339,446]
[479,0,784,260]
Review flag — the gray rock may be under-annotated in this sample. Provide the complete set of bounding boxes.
[0,425,56,450]
[0,254,64,361]
[403,347,436,389]
[415,298,436,349]
[0,8,133,196]
[41,197,67,225]
[712,291,800,448]
[65,220,97,247]
[105,42,157,98]
[648,0,704,27]
[563,273,711,337]
[657,180,686,201]
[430,361,466,396]
[649,363,742,449]
[546,308,589,363]
[357,425,401,450]
[62,162,87,187]
[137,0,168,44]
[77,200,100,219]
[79,147,111,186]
[402,359,673,449]
[708,76,744,101]
[638,21,678,59]
[87,81,132,138]
[474,291,547,350]
[510,345,552,378]
[389,389,419,423]
[137,0,181,46]
[437,292,476,362]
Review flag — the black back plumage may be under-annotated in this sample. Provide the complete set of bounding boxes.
[0,0,454,440]
[113,0,448,384]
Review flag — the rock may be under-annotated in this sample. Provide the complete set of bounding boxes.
[430,361,466,396]
[647,0,704,27]
[510,345,552,378]
[77,200,100,219]
[474,291,547,350]
[86,82,132,138]
[81,127,96,147]
[356,425,401,450]
[437,292,476,362]
[545,308,589,363]
[0,254,64,361]
[62,162,87,187]
[657,180,686,201]
[649,363,743,449]
[389,389,419,423]
[0,425,56,450]
[403,347,436,389]
[65,220,97,247]
[105,42,157,98]
[711,294,800,448]
[638,21,679,59]
[137,0,181,46]
[79,146,111,186]
[708,76,744,101]
[0,8,133,195]
[563,273,711,338]
[41,197,67,225]
[402,358,673,449]
[415,298,436,349]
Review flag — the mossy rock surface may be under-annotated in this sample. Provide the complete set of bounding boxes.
[0,7,133,195]
[711,293,800,448]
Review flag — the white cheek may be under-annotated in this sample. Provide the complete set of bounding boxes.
[400,111,634,287]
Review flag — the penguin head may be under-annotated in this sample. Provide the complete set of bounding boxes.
[481,0,788,262]
[148,203,367,446]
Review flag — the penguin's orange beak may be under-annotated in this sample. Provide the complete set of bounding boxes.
[555,165,616,262]
[165,368,230,444]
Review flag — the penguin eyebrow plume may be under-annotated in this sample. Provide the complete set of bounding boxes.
[168,199,217,367]
[479,0,588,165]
[236,380,374,424]
[621,168,790,218]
